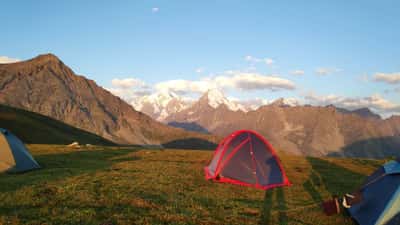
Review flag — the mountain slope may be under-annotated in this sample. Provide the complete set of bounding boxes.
[166,92,400,158]
[0,104,114,145]
[0,54,218,146]
[335,106,381,120]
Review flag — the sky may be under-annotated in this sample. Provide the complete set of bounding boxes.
[1,0,400,117]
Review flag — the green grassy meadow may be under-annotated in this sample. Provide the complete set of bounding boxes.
[0,145,385,225]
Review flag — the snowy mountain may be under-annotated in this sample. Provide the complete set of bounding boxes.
[269,97,300,107]
[131,88,302,121]
[131,90,192,121]
[198,89,247,112]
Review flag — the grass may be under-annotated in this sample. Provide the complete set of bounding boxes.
[0,145,386,225]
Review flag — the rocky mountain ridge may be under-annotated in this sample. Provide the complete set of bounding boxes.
[0,54,218,147]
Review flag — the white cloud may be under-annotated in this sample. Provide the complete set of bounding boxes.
[245,55,274,66]
[0,56,20,64]
[264,58,274,65]
[108,77,150,103]
[373,72,400,84]
[154,71,295,94]
[244,55,255,62]
[304,92,399,116]
[195,67,204,73]
[152,7,159,13]
[215,71,295,91]
[106,88,151,102]
[290,70,305,75]
[155,79,211,94]
[315,67,341,75]
[111,78,147,89]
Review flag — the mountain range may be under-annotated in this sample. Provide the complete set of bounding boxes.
[112,83,400,158]
[0,54,218,148]
[161,89,400,158]
[1,54,399,158]
[130,88,300,121]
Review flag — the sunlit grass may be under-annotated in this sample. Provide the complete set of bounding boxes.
[0,145,383,224]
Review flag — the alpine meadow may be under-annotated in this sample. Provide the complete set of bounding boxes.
[1,1,400,225]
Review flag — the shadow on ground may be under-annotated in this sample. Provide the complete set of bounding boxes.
[259,188,288,225]
[259,190,274,225]
[0,104,115,146]
[306,157,366,196]
[162,138,217,150]
[259,157,369,224]
[167,121,210,134]
[0,148,138,193]
[328,136,400,159]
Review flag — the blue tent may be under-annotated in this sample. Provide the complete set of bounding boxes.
[0,128,40,173]
[348,160,400,225]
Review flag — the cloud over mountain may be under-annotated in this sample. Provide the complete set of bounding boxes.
[0,56,20,64]
[154,71,295,94]
[219,71,295,91]
[304,93,399,116]
[111,78,147,89]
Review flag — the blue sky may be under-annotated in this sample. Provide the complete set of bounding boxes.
[1,1,400,116]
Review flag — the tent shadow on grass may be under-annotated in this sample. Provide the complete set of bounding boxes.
[0,148,139,193]
[259,157,370,225]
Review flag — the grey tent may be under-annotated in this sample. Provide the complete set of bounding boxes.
[0,128,40,173]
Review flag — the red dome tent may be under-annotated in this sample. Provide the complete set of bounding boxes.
[204,130,290,190]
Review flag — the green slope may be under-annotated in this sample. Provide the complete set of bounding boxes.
[0,104,114,145]
[0,145,387,225]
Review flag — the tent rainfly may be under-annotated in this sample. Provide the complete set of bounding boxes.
[0,128,40,173]
[204,130,290,190]
[347,159,400,225]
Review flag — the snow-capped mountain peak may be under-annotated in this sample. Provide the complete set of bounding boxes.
[147,89,179,107]
[131,90,191,121]
[200,89,245,111]
[131,87,302,121]
[270,97,299,107]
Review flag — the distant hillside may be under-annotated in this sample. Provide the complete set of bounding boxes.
[335,106,382,120]
[0,104,115,145]
[0,53,219,147]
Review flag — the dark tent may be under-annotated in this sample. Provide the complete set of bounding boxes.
[204,130,290,190]
[347,160,400,225]
[0,128,40,173]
